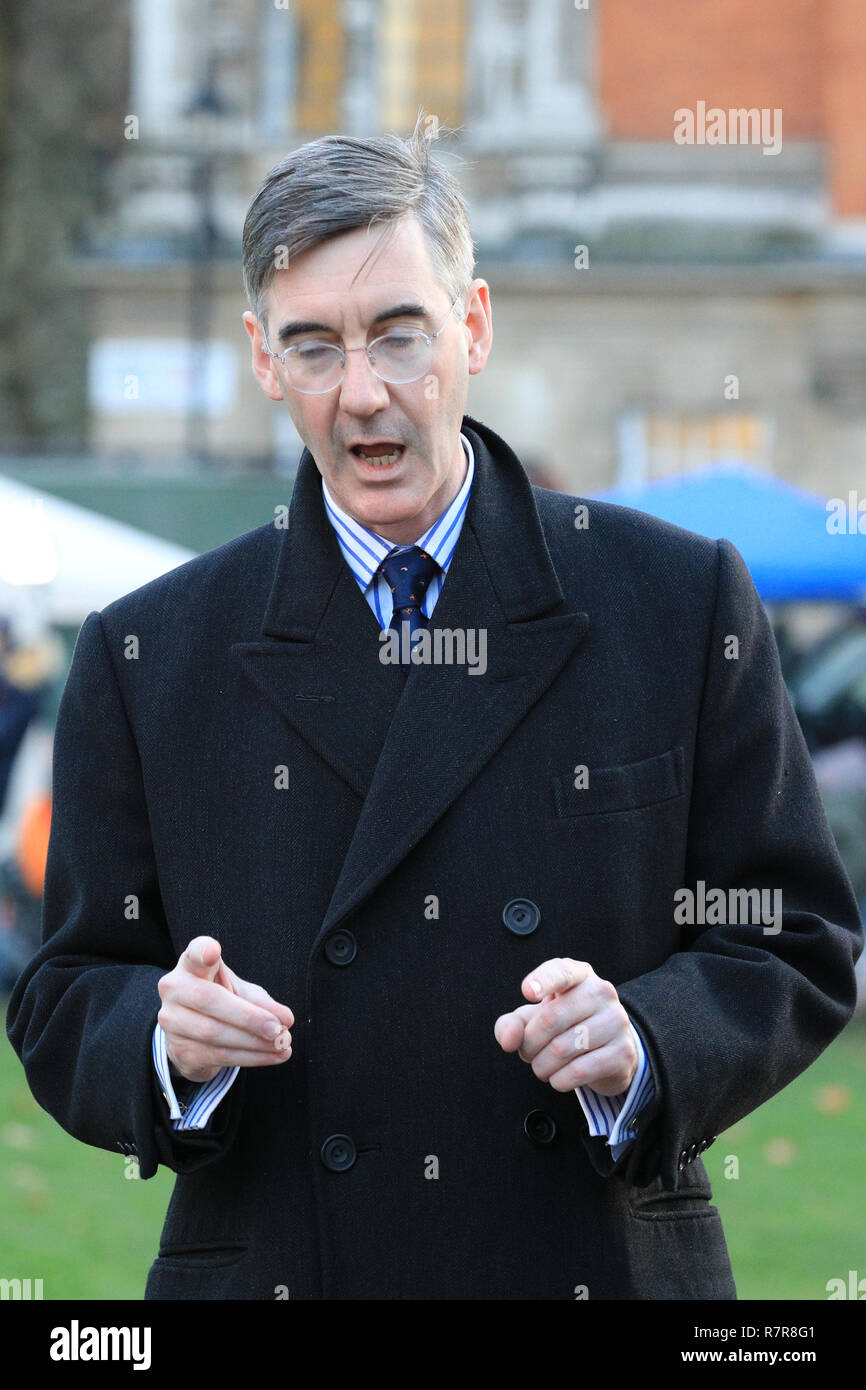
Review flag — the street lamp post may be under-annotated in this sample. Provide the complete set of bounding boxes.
[183,17,229,467]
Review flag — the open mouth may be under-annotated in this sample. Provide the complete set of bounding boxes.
[349,443,405,468]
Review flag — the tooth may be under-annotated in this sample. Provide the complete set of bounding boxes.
[358,449,399,465]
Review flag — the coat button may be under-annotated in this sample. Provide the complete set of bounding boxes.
[523,1109,557,1145]
[324,930,357,966]
[503,898,541,935]
[320,1134,357,1172]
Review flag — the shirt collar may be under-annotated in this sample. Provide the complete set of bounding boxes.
[321,431,475,589]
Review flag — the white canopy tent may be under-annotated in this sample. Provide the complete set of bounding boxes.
[0,473,198,633]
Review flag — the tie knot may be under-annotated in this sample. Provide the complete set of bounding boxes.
[379,546,440,612]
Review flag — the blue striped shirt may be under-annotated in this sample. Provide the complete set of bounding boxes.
[154,430,655,1158]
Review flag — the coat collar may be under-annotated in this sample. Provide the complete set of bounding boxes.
[231,414,590,937]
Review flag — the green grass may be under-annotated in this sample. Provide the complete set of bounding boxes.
[1,1003,864,1300]
[703,1017,866,1300]
[0,1006,175,1300]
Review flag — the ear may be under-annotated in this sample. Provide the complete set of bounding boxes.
[463,280,493,377]
[242,311,284,402]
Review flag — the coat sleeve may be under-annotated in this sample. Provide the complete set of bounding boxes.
[5,610,247,1180]
[585,537,864,1191]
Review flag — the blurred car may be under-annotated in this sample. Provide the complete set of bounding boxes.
[781,620,866,1011]
[786,619,866,754]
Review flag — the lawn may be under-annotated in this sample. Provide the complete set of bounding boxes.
[1,1004,176,1300]
[703,1016,866,1300]
[1,1003,863,1300]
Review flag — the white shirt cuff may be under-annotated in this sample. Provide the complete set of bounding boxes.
[574,1022,655,1161]
[152,1022,239,1131]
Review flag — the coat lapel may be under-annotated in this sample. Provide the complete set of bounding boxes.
[232,415,590,938]
[230,442,407,801]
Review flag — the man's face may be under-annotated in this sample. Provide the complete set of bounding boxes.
[243,214,492,543]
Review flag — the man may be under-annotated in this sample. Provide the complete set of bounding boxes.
[0,618,46,816]
[7,116,863,1301]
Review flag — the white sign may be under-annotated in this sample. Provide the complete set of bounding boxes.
[89,338,238,415]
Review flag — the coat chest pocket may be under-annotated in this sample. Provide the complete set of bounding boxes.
[552,745,685,818]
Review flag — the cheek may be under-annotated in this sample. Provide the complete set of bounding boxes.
[293,404,332,451]
[411,374,460,434]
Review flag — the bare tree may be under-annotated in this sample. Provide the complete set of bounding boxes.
[0,0,128,452]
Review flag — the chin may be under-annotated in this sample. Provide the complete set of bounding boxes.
[353,482,420,512]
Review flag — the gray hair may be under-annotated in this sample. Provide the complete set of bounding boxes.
[241,108,476,329]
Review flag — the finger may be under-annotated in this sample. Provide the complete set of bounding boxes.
[517,982,597,1062]
[213,958,238,995]
[528,1010,623,1080]
[169,975,291,1044]
[169,1042,294,1080]
[159,1003,292,1055]
[230,975,294,1030]
[546,1036,638,1096]
[217,964,294,1030]
[522,957,592,1004]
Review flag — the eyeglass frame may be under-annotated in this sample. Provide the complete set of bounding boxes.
[259,289,468,394]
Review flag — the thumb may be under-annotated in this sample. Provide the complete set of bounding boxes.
[181,936,224,981]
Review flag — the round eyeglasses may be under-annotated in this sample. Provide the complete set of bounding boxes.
[260,291,466,394]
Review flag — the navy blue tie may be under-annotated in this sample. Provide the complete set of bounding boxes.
[380,545,440,665]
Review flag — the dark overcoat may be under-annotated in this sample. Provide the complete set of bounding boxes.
[7,415,863,1300]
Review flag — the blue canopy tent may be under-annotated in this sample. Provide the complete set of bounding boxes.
[590,461,866,602]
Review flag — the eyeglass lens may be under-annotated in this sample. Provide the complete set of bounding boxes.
[280,330,433,390]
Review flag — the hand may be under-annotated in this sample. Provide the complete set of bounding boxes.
[494,957,638,1096]
[157,936,295,1083]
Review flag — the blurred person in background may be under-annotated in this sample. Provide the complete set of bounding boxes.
[0,790,51,994]
[0,617,60,991]
[0,618,44,817]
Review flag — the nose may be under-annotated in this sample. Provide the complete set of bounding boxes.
[337,344,391,414]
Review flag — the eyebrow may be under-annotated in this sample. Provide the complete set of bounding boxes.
[275,302,431,345]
